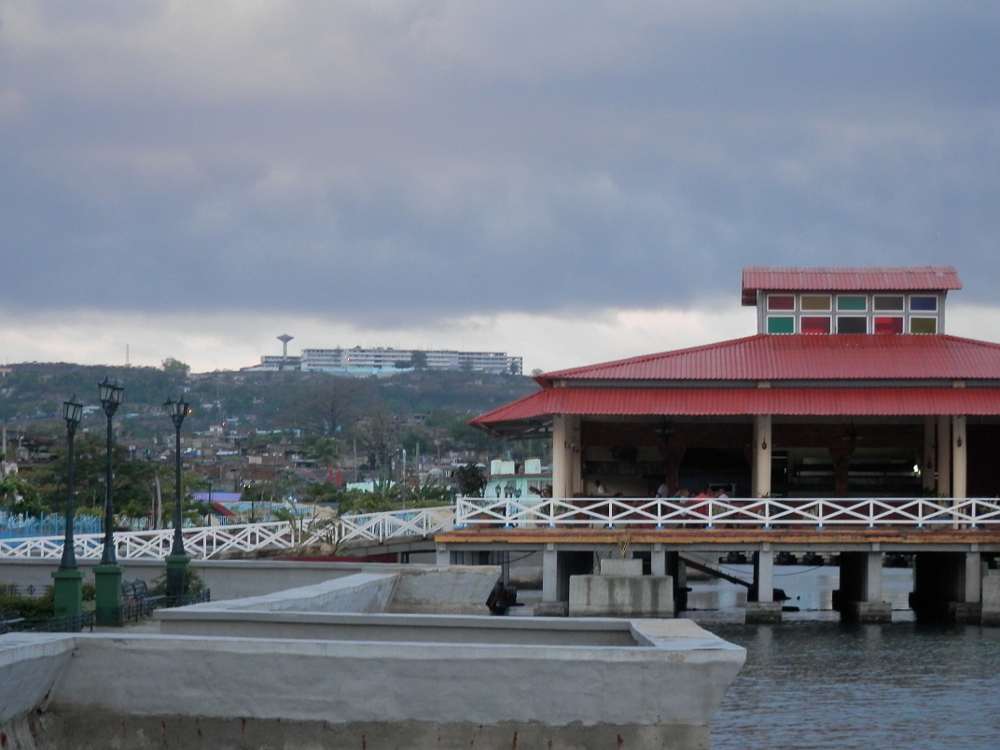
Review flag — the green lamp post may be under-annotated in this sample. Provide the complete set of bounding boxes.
[51,395,84,630]
[94,377,124,626]
[164,395,191,600]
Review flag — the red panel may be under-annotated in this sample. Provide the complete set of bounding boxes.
[538,334,1000,384]
[471,386,1000,427]
[800,317,831,335]
[767,295,795,311]
[873,317,904,335]
[742,266,961,298]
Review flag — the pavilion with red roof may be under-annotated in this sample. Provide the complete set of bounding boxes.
[472,266,1000,502]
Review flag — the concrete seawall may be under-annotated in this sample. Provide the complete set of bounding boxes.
[1,568,746,750]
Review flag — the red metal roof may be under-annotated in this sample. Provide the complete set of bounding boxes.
[741,266,961,303]
[538,335,1000,384]
[471,386,1000,428]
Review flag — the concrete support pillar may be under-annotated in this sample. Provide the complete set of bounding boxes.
[911,552,982,624]
[937,415,951,498]
[752,414,772,498]
[835,551,891,622]
[665,552,688,613]
[962,551,981,604]
[747,546,781,623]
[552,414,581,500]
[436,545,449,566]
[922,416,937,493]
[541,543,558,602]
[753,547,774,602]
[952,415,967,501]
[651,544,666,577]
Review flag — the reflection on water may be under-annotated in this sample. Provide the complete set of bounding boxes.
[687,564,914,617]
[708,622,1000,750]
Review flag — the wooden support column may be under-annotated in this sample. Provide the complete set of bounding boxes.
[922,416,937,493]
[937,415,951,498]
[552,415,581,500]
[828,444,855,498]
[952,415,967,500]
[752,414,772,498]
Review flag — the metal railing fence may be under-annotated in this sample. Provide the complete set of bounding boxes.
[454,496,1000,529]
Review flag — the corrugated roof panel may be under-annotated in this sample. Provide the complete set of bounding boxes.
[539,335,1000,383]
[471,386,1000,426]
[741,266,961,294]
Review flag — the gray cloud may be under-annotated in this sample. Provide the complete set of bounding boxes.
[1,0,998,326]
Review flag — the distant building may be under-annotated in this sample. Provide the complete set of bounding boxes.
[243,346,522,376]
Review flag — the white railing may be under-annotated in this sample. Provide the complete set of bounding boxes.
[0,506,456,561]
[454,496,1000,529]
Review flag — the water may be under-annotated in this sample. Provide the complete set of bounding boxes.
[707,622,1000,749]
[687,565,1000,749]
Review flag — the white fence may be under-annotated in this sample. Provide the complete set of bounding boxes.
[0,506,455,561]
[454,496,1000,529]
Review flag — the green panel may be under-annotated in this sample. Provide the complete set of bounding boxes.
[837,295,867,311]
[767,316,795,334]
[910,317,937,334]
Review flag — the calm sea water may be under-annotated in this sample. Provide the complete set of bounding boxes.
[685,565,1000,749]
[707,622,1000,749]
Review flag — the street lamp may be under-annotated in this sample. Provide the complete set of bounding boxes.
[164,395,190,599]
[51,395,84,630]
[94,377,124,626]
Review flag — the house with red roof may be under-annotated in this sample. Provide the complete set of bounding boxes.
[472,266,1000,502]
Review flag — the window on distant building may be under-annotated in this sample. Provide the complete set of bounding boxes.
[800,316,831,334]
[767,295,795,311]
[910,296,938,312]
[874,316,904,334]
[767,316,795,334]
[873,295,904,312]
[800,295,832,311]
[837,316,867,334]
[837,295,867,311]
[910,317,937,334]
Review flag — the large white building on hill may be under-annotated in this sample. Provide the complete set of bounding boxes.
[244,345,522,376]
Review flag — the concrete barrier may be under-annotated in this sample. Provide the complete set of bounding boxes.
[1,618,744,750]
[569,575,674,617]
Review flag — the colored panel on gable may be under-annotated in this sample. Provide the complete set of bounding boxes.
[767,316,795,334]
[837,317,867,334]
[800,316,831,334]
[874,317,904,334]
[910,317,937,334]
[910,296,938,312]
[837,296,867,311]
[801,295,831,311]
[873,296,904,311]
[767,295,795,311]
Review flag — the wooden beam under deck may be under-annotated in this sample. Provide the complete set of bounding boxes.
[436,527,1000,548]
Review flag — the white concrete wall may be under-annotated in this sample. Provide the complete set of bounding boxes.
[568,575,674,618]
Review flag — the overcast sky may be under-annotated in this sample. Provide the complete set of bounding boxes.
[1,0,998,373]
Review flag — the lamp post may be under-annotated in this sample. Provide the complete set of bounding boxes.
[51,395,84,630]
[94,377,125,626]
[165,395,190,599]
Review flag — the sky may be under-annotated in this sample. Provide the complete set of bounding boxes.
[1,0,998,374]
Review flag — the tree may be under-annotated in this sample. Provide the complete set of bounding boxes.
[410,351,428,370]
[454,462,486,498]
[0,475,42,517]
[291,377,373,437]
[161,358,191,382]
